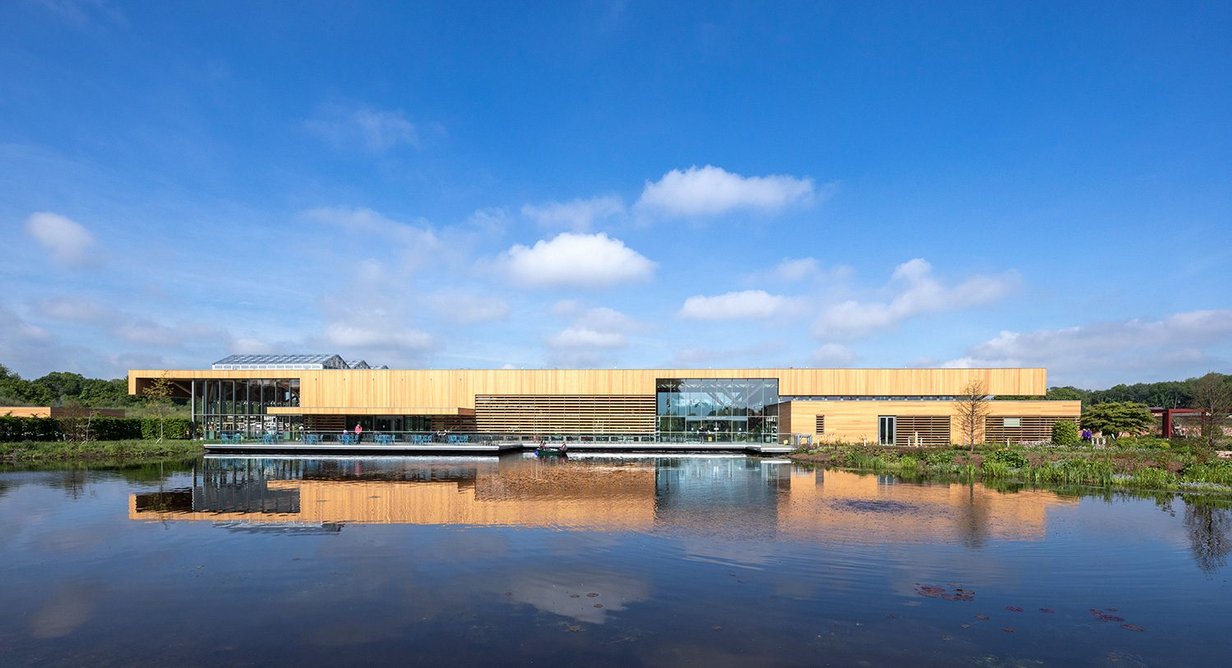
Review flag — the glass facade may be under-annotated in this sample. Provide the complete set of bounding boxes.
[655,378,779,443]
[194,378,302,438]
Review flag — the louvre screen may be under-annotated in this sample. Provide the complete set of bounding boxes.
[475,395,655,435]
[984,416,1077,444]
[894,416,951,447]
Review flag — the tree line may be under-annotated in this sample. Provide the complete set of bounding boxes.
[1042,373,1232,408]
[1,365,140,408]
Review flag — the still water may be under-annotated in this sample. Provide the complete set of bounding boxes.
[2,454,1230,667]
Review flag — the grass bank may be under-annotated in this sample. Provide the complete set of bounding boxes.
[790,439,1232,494]
[0,439,205,466]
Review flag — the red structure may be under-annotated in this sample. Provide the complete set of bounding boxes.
[1150,407,1204,438]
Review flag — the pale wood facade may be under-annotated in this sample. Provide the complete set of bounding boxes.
[130,367,1047,411]
[127,366,1074,443]
[777,399,1082,445]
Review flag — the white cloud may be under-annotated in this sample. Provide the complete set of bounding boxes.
[547,327,627,349]
[35,0,128,29]
[636,165,816,217]
[464,207,510,236]
[304,207,441,269]
[679,290,795,320]
[25,212,96,267]
[305,106,419,152]
[503,232,655,289]
[812,343,856,367]
[426,293,510,325]
[34,296,110,324]
[521,195,624,232]
[323,323,432,350]
[945,309,1232,386]
[815,258,1017,339]
[545,306,643,366]
[773,257,820,282]
[231,337,274,355]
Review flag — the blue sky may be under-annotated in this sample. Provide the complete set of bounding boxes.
[1,1,1230,388]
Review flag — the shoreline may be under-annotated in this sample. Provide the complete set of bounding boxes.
[1,439,205,466]
[788,443,1232,494]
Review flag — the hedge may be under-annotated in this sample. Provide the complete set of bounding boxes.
[0,415,193,442]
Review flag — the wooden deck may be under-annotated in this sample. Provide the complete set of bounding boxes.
[203,441,794,455]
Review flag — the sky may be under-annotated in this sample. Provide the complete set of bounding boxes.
[1,1,1230,389]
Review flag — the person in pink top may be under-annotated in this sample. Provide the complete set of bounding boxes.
[354,423,364,443]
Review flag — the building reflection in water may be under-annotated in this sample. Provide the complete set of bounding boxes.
[130,455,1075,542]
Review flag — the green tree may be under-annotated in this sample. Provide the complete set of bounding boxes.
[1081,402,1155,438]
[953,379,991,451]
[33,371,86,406]
[1191,372,1232,451]
[1047,386,1090,402]
[0,365,53,405]
[142,373,175,442]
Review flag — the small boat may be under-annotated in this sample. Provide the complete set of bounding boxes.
[534,443,568,457]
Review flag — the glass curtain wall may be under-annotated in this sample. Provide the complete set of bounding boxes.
[656,378,779,443]
[196,378,301,438]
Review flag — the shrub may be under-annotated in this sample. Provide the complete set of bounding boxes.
[1118,436,1170,449]
[1051,420,1080,446]
[985,448,1029,469]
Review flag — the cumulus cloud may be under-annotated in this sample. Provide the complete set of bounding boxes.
[305,106,420,152]
[314,258,436,358]
[636,165,816,217]
[812,343,856,367]
[34,296,111,324]
[464,207,510,236]
[112,320,225,347]
[944,309,1232,386]
[426,293,510,325]
[34,295,233,352]
[548,327,627,349]
[773,257,821,282]
[304,207,441,269]
[25,212,96,267]
[521,196,624,232]
[815,258,1017,339]
[679,290,796,320]
[545,306,642,366]
[503,232,655,289]
[323,323,432,350]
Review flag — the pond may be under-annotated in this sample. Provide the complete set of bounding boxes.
[1,454,1229,666]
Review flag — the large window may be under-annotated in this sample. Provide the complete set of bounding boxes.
[655,378,779,443]
[196,378,301,438]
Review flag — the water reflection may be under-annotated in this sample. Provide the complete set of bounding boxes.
[130,455,1076,545]
[1184,499,1232,573]
[4,456,1232,666]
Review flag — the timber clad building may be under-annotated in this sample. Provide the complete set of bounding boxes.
[129,355,1079,446]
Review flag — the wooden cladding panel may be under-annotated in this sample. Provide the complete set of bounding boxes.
[129,367,1048,410]
[777,400,1080,445]
[984,416,1078,445]
[474,395,655,434]
[894,416,951,447]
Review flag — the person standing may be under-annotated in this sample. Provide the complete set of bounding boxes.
[354,423,364,443]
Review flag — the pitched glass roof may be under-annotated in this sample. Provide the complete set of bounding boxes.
[212,354,348,370]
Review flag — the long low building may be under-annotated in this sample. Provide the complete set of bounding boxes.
[128,354,1079,445]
